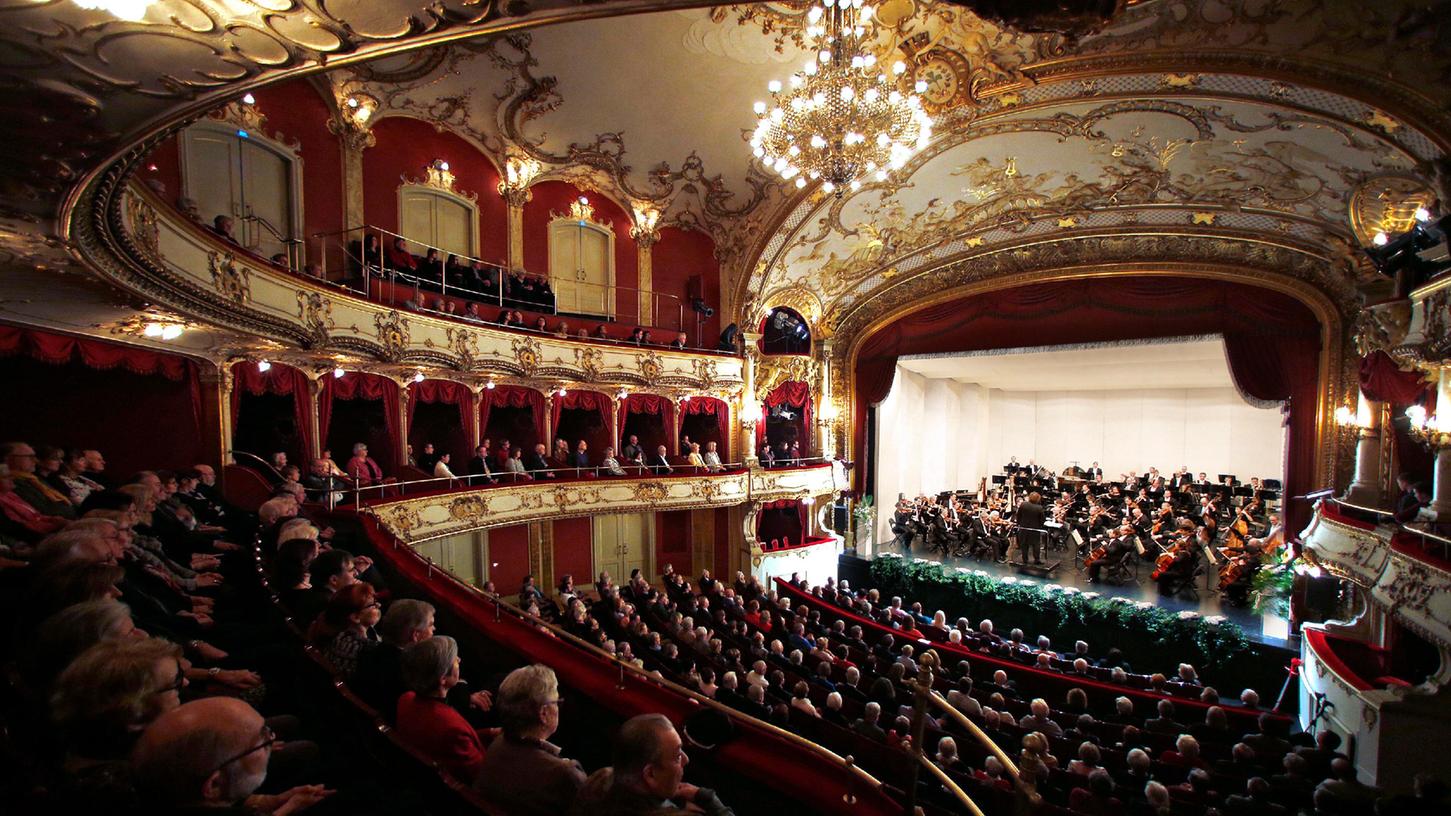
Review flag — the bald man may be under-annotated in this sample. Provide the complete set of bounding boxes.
[133,697,333,814]
[570,713,733,816]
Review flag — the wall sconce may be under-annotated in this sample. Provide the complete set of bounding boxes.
[617,389,630,401]
[413,370,425,383]
[257,360,271,372]
[485,379,497,390]
[1406,404,1451,448]
[631,203,661,242]
[333,367,345,379]
[741,396,763,429]
[142,321,185,340]
[503,154,541,189]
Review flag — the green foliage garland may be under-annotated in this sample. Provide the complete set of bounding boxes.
[867,555,1255,680]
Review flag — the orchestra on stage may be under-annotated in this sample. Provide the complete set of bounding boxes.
[888,459,1286,602]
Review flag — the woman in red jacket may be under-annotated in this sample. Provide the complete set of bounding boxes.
[396,635,495,782]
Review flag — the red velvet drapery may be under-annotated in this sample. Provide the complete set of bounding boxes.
[319,372,400,463]
[757,498,805,547]
[407,380,473,440]
[851,277,1325,530]
[550,390,613,441]
[231,361,314,463]
[1360,350,1433,409]
[758,380,812,451]
[677,396,730,460]
[478,385,547,450]
[0,325,193,380]
[0,326,203,476]
[619,394,676,452]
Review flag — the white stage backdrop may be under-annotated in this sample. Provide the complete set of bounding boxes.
[874,366,1287,521]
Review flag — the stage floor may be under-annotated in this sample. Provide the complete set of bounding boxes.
[865,539,1291,648]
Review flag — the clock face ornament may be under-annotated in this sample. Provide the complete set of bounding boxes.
[912,51,968,112]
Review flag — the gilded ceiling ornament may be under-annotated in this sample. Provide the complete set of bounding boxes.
[1347,175,1435,248]
[763,284,823,326]
[1057,216,1077,228]
[296,291,335,349]
[373,310,410,362]
[512,336,542,376]
[755,355,818,401]
[1364,109,1401,134]
[572,346,604,381]
[1191,212,1217,225]
[1162,73,1201,88]
[207,252,251,305]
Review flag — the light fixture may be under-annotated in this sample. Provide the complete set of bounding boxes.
[617,389,630,401]
[556,387,568,397]
[1373,231,1389,246]
[749,0,932,195]
[413,370,425,383]
[437,160,450,171]
[1415,206,1433,223]
[142,322,164,337]
[159,325,184,340]
[257,360,272,373]
[333,367,345,379]
[485,380,497,390]
[1405,403,1451,448]
[1334,405,1355,426]
[241,93,256,105]
[72,0,152,21]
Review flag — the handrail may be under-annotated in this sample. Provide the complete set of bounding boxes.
[914,752,986,816]
[315,223,689,330]
[358,507,890,801]
[349,457,839,508]
[925,690,1034,802]
[240,212,304,270]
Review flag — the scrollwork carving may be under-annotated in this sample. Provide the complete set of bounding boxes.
[373,310,410,363]
[296,290,334,349]
[207,252,251,305]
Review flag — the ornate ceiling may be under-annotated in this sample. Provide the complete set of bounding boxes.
[0,0,1448,365]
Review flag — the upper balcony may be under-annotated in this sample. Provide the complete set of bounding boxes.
[122,182,743,392]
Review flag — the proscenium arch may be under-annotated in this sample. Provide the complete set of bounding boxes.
[837,262,1352,501]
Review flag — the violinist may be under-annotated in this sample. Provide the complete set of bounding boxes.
[1087,524,1136,583]
[973,509,1011,563]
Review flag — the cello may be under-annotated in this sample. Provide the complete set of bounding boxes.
[1151,532,1192,582]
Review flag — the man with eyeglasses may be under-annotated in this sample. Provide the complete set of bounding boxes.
[133,696,333,814]
[475,664,585,815]
[571,713,734,816]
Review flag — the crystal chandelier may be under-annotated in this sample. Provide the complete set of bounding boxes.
[749,0,933,195]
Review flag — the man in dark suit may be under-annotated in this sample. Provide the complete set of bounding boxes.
[621,435,644,464]
[567,440,591,474]
[524,444,556,479]
[1015,491,1047,565]
[1087,461,1103,480]
[647,445,673,476]
[467,442,498,484]
[1223,777,1288,816]
[1145,699,1185,735]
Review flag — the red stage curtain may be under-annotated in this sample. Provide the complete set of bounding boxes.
[757,499,804,547]
[408,380,473,439]
[231,361,313,463]
[851,277,1324,530]
[320,372,399,461]
[550,390,613,442]
[478,385,546,448]
[0,325,192,380]
[758,380,812,450]
[678,396,730,460]
[1360,350,1433,409]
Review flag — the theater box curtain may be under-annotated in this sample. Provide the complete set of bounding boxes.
[408,379,474,471]
[550,390,613,458]
[759,380,812,454]
[678,396,730,461]
[479,386,547,455]
[0,325,202,477]
[619,394,675,455]
[1359,350,1435,487]
[230,361,313,467]
[758,498,806,549]
[320,372,399,472]
[851,278,1324,530]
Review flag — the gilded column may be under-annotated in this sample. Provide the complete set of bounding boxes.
[202,360,231,471]
[632,228,659,327]
[816,338,835,458]
[527,521,554,596]
[544,391,555,449]
[325,91,377,279]
[501,185,531,273]
[398,384,411,469]
[1342,389,1384,507]
[467,389,481,450]
[741,331,761,466]
[1431,367,1451,519]
[307,376,324,461]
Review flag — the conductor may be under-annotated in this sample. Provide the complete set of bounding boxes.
[1016,491,1047,566]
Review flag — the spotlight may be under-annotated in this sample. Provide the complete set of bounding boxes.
[257,360,271,372]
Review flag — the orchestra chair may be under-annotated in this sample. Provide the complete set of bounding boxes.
[1103,550,1138,586]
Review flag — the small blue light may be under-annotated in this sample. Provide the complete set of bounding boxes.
[237,130,249,139]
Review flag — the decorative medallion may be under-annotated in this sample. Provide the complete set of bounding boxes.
[512,337,542,376]
[125,192,160,260]
[636,350,664,385]
[447,326,479,370]
[373,310,410,362]
[912,50,969,113]
[296,290,335,349]
[207,252,251,305]
[1348,175,1435,248]
[447,495,489,521]
[633,482,669,504]
[574,346,604,381]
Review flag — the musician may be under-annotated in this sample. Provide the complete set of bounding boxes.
[890,501,915,552]
[1156,523,1205,596]
[1016,491,1047,566]
[1087,525,1136,583]
[973,510,1010,563]
[1086,461,1103,481]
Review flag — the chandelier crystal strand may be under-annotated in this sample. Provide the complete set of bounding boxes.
[749,0,933,196]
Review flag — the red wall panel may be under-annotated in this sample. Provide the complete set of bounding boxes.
[249,81,345,269]
[714,507,732,581]
[141,137,184,207]
[652,225,721,342]
[551,516,593,588]
[656,510,691,577]
[488,524,530,597]
[521,180,638,315]
[363,117,507,266]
